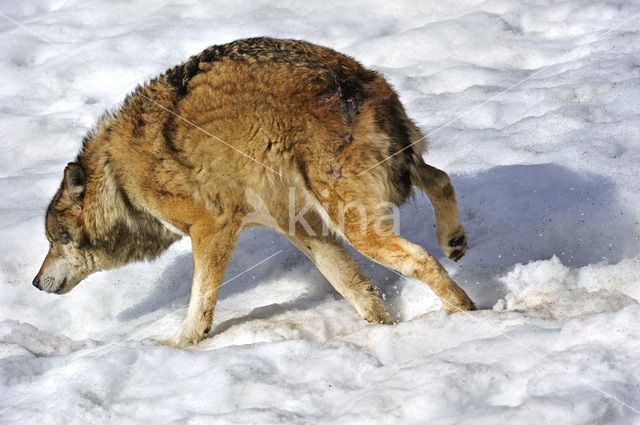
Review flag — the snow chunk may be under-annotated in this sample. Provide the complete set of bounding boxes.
[495,256,637,318]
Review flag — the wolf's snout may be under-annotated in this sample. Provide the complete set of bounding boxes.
[32,274,66,293]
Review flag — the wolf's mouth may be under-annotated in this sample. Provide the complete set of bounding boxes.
[39,277,67,294]
[53,277,68,294]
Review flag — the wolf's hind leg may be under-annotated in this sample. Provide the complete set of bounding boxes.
[163,216,240,347]
[286,218,390,324]
[344,221,474,313]
[318,185,474,313]
[415,160,468,262]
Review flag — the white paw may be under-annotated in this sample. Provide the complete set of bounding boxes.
[160,321,206,348]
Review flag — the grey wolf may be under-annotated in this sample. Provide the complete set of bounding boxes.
[33,37,475,347]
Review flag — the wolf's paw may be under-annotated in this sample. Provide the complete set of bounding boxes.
[159,334,195,349]
[359,297,392,325]
[159,323,206,348]
[443,228,468,262]
[159,336,186,349]
[441,295,476,313]
[364,307,392,325]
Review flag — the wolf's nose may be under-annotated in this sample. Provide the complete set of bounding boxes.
[32,276,41,290]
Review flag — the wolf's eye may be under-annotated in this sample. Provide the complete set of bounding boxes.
[59,233,71,245]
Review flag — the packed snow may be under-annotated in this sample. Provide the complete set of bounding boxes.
[1,0,640,423]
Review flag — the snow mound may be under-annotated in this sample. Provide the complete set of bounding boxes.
[495,256,638,319]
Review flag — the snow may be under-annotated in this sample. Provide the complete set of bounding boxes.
[1,0,640,423]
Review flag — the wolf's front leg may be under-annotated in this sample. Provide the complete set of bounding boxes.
[163,217,240,348]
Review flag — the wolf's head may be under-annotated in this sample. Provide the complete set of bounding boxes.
[33,163,108,294]
[33,161,181,294]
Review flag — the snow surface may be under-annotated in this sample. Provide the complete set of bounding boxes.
[1,0,640,423]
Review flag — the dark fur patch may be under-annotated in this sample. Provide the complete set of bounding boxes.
[449,234,466,247]
[375,97,414,202]
[131,114,145,138]
[159,117,193,169]
[323,73,372,124]
[161,116,179,152]
[442,183,454,199]
[117,186,135,214]
[164,45,230,96]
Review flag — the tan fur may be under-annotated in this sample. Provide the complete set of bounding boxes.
[33,37,474,347]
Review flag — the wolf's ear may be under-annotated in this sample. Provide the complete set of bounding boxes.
[63,162,85,204]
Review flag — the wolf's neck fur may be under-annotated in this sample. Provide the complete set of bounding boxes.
[76,114,179,264]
